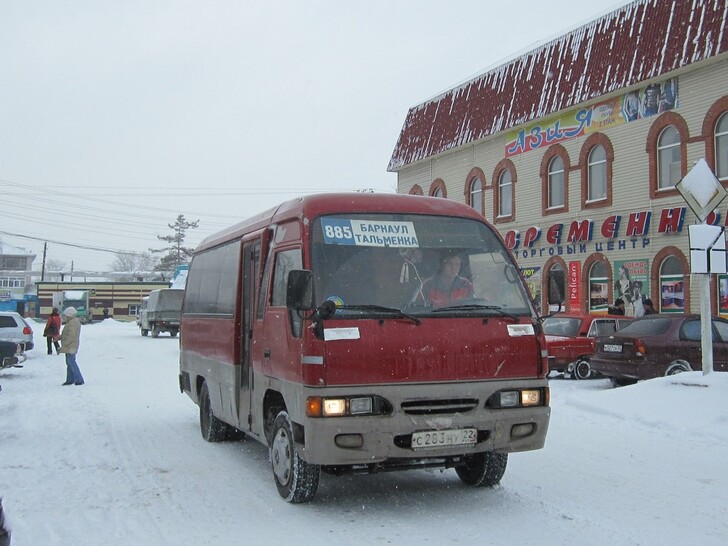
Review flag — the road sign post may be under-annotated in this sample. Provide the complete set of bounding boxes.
[677,159,728,376]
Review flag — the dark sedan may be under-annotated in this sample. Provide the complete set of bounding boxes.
[591,314,728,386]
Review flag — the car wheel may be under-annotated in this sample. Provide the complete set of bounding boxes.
[151,325,159,338]
[271,411,320,503]
[141,328,148,337]
[170,330,178,337]
[573,358,592,380]
[665,361,691,376]
[455,451,508,487]
[199,382,229,442]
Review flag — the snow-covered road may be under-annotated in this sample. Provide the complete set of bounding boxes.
[2,319,727,545]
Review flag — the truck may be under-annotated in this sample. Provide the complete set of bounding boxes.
[52,290,91,324]
[137,288,184,337]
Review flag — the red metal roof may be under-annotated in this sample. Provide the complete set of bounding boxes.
[388,0,728,171]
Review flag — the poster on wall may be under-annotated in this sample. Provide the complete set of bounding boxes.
[589,279,609,313]
[614,259,650,316]
[660,276,685,313]
[520,267,542,309]
[719,275,728,316]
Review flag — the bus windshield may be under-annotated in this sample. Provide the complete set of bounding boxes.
[311,213,533,317]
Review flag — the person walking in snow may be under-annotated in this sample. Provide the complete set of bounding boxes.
[55,307,84,386]
[43,308,62,355]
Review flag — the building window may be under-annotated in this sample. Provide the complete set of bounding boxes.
[0,256,26,270]
[659,255,685,313]
[498,170,512,217]
[128,304,140,316]
[548,156,565,209]
[716,112,728,182]
[429,179,447,198]
[409,184,423,195]
[468,176,484,216]
[588,262,609,313]
[587,145,607,202]
[657,126,681,190]
[547,263,565,311]
[0,277,25,288]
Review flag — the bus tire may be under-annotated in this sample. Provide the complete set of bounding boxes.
[455,451,508,487]
[271,411,320,503]
[199,382,228,442]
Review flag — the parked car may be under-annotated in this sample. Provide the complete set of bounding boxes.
[591,314,728,386]
[543,313,632,379]
[0,311,34,352]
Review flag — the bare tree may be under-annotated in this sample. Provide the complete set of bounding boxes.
[109,252,157,279]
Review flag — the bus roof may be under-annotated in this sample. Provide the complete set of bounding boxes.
[195,192,486,252]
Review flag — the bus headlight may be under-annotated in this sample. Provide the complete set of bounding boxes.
[306,396,391,417]
[487,388,547,409]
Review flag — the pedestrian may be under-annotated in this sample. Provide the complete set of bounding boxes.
[55,307,84,386]
[642,298,656,315]
[43,308,62,355]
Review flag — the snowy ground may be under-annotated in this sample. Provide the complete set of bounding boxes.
[1,319,727,545]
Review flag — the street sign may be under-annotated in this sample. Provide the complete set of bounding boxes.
[688,224,727,274]
[676,158,727,222]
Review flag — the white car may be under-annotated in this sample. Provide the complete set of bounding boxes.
[0,311,35,352]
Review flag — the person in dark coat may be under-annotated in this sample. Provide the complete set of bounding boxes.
[642,298,656,315]
[43,308,62,355]
[608,298,625,316]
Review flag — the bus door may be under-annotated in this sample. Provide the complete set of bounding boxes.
[239,239,260,430]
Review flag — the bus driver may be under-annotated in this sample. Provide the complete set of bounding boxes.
[422,252,473,306]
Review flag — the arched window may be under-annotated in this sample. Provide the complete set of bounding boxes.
[587,145,607,202]
[659,255,685,313]
[716,112,728,182]
[498,170,512,217]
[547,156,565,209]
[429,179,446,198]
[657,126,681,190]
[588,261,609,313]
[547,263,565,312]
[469,177,484,215]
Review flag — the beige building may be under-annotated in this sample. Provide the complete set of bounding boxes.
[389,0,728,317]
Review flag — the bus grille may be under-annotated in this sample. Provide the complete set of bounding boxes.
[400,398,479,415]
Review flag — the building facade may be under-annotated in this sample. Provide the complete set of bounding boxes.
[36,281,170,322]
[389,0,728,317]
[0,242,36,314]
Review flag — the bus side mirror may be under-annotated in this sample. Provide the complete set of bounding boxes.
[287,270,314,311]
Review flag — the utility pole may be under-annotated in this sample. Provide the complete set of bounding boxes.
[41,242,47,281]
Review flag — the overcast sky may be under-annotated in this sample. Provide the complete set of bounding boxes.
[0,0,627,272]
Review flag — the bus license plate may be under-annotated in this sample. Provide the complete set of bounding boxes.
[604,344,623,353]
[411,428,477,450]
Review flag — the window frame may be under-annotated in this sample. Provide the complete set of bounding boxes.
[492,159,516,224]
[580,133,613,210]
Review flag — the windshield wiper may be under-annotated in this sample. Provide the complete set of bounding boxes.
[335,304,421,325]
[431,303,519,322]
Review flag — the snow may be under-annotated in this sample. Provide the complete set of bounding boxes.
[2,319,728,545]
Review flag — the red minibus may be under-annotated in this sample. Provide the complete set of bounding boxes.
[179,193,550,502]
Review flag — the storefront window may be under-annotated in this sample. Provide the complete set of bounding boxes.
[588,262,609,312]
[547,264,565,312]
[659,255,684,313]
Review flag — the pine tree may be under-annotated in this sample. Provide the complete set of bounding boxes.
[149,215,199,272]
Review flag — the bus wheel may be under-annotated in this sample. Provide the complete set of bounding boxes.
[271,411,320,503]
[199,382,228,442]
[455,451,508,487]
